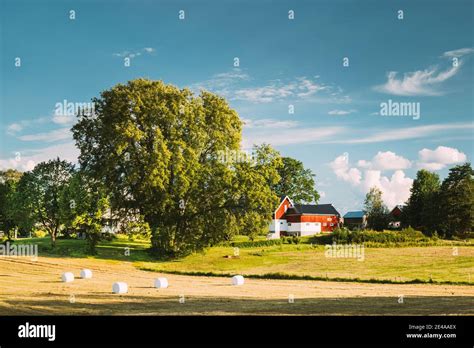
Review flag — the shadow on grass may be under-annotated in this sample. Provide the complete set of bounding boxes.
[14,237,156,263]
[2,295,473,316]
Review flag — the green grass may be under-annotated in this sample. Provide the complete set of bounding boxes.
[9,235,474,285]
[11,235,153,262]
[136,244,474,284]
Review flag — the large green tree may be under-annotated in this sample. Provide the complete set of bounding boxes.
[0,169,23,239]
[364,187,389,231]
[72,79,281,257]
[272,157,320,204]
[16,158,74,246]
[438,163,473,238]
[59,171,111,253]
[402,169,441,234]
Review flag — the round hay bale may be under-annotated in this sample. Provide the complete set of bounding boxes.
[231,275,245,286]
[154,277,169,289]
[80,269,93,279]
[112,282,128,294]
[61,272,74,283]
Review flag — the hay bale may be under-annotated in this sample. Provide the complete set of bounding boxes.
[154,277,169,289]
[112,282,128,294]
[231,275,244,286]
[80,269,93,279]
[61,272,74,283]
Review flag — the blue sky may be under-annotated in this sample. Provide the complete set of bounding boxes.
[1,0,473,213]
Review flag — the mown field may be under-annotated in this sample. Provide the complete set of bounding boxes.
[1,236,473,315]
[10,235,474,284]
[1,256,473,315]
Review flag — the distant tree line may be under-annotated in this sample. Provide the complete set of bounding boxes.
[364,163,473,238]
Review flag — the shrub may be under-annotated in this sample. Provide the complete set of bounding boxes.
[32,230,47,238]
[231,239,282,248]
[330,226,430,245]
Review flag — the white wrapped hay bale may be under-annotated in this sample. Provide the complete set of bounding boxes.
[231,275,245,286]
[112,282,128,294]
[61,272,74,283]
[80,269,93,279]
[154,277,169,289]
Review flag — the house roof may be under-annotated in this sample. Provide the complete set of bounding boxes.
[287,204,340,216]
[343,211,365,218]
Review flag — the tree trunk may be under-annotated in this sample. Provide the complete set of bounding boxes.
[50,229,57,247]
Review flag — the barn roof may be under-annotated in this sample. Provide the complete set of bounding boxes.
[343,211,365,218]
[287,204,340,216]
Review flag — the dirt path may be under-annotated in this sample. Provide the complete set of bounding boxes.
[0,256,472,315]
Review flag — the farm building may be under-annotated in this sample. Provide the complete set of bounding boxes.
[268,196,341,239]
[343,211,367,230]
[388,205,405,229]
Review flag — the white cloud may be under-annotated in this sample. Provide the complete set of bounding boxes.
[7,123,23,134]
[242,126,344,148]
[113,47,155,58]
[417,146,467,170]
[330,153,413,208]
[189,69,250,93]
[375,64,460,96]
[368,151,411,171]
[0,142,79,172]
[191,72,347,104]
[52,114,75,125]
[5,117,49,135]
[329,154,362,186]
[442,47,474,58]
[17,128,72,142]
[330,122,473,144]
[242,118,298,129]
[328,109,356,115]
[234,77,327,103]
[361,170,413,208]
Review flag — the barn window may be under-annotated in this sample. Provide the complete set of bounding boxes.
[323,223,327,226]
[330,223,334,227]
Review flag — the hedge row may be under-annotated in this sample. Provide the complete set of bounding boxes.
[138,268,473,286]
[229,239,283,248]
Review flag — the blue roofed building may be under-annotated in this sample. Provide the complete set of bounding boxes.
[343,211,367,230]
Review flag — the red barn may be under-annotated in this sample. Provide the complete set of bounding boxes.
[268,196,341,239]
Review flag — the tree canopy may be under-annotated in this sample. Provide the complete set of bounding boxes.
[438,163,473,237]
[72,79,281,257]
[15,158,74,246]
[364,187,389,231]
[272,157,320,204]
[402,169,440,234]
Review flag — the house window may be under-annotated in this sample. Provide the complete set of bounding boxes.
[288,223,292,226]
[280,221,283,224]
[330,223,334,227]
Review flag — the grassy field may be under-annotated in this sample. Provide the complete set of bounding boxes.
[10,235,474,284]
[1,236,473,315]
[0,256,473,315]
